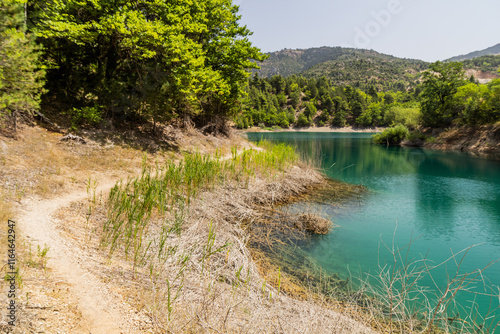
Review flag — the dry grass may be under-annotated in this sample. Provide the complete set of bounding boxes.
[64,146,377,334]
[0,124,256,332]
[5,125,497,333]
[0,126,142,200]
[295,213,333,234]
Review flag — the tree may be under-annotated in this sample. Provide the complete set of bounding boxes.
[276,111,289,128]
[420,61,466,127]
[383,93,395,105]
[332,96,348,127]
[452,82,499,125]
[289,84,301,108]
[344,85,366,121]
[303,102,317,118]
[307,78,318,99]
[296,112,311,127]
[0,0,45,129]
[270,75,286,94]
[488,77,500,117]
[31,0,264,130]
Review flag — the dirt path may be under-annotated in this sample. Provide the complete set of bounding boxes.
[17,179,148,334]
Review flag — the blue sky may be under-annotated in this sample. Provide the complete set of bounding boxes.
[237,0,500,62]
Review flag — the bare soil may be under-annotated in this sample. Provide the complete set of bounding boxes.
[423,124,500,155]
[0,125,376,333]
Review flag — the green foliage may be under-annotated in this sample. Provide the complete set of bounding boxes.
[296,112,312,127]
[239,73,408,129]
[68,105,103,130]
[0,0,45,127]
[418,61,500,127]
[103,142,299,263]
[488,78,500,115]
[372,125,409,146]
[303,102,317,118]
[420,61,466,127]
[407,130,427,142]
[356,103,382,127]
[451,83,495,125]
[31,0,264,128]
[276,111,289,128]
[383,106,420,129]
[461,55,500,74]
[256,47,428,92]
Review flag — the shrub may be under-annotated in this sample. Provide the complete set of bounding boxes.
[69,105,103,130]
[383,106,420,129]
[372,124,409,145]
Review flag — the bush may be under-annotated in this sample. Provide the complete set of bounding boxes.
[407,130,426,142]
[372,124,409,145]
[69,105,103,130]
[383,105,420,129]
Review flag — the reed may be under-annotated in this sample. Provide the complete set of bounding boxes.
[101,141,299,267]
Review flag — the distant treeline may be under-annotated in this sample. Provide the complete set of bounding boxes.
[236,62,500,130]
[235,75,420,129]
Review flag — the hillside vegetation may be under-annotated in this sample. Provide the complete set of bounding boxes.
[255,47,428,92]
[255,46,500,93]
[235,74,419,130]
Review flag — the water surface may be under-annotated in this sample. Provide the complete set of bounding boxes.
[247,131,500,329]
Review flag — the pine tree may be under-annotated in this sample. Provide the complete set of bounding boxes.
[0,0,45,130]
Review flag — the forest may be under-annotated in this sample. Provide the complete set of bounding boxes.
[0,0,499,136]
[0,0,264,133]
[236,62,500,134]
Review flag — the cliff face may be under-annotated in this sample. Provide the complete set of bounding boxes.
[423,124,500,154]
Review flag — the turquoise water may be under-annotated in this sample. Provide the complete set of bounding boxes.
[247,132,500,330]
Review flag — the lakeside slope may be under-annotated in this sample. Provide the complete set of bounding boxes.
[423,124,500,154]
[0,125,376,333]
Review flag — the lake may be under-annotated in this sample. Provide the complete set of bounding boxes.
[247,131,500,331]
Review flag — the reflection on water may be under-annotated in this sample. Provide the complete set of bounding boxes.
[247,131,500,329]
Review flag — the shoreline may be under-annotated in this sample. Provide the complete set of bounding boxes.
[237,126,385,133]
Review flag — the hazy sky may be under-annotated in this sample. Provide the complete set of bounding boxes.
[237,0,500,62]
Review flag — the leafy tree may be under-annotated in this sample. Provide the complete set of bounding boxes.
[367,85,378,98]
[0,0,45,129]
[420,61,466,127]
[383,93,395,105]
[344,85,366,120]
[451,83,497,125]
[331,96,348,126]
[307,78,318,99]
[276,92,287,107]
[383,105,420,129]
[356,103,382,127]
[31,0,264,129]
[289,86,301,108]
[276,111,289,128]
[286,106,296,124]
[320,94,334,114]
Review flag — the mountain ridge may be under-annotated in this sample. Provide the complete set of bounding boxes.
[446,43,500,62]
[255,45,500,90]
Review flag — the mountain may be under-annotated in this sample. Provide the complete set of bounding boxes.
[254,46,500,91]
[255,47,429,91]
[447,43,500,62]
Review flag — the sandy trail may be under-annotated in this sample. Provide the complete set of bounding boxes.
[17,179,143,334]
